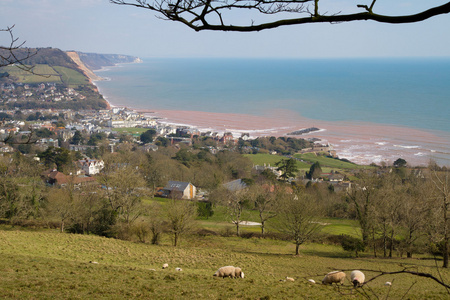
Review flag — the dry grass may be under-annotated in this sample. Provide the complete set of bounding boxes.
[0,228,449,299]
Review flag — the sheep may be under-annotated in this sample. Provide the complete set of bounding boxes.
[322,271,346,285]
[350,270,365,287]
[308,279,316,284]
[384,281,392,286]
[162,263,169,269]
[175,267,183,272]
[285,277,295,282]
[213,266,244,279]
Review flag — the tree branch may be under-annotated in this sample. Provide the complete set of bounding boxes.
[110,1,450,32]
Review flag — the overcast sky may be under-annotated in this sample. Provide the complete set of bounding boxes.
[1,0,450,58]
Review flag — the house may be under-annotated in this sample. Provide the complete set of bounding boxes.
[162,181,197,199]
[76,159,104,175]
[41,169,97,187]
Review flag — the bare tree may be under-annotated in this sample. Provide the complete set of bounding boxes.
[275,190,321,255]
[347,171,379,247]
[248,183,278,235]
[110,1,450,32]
[429,168,450,268]
[210,183,250,237]
[166,198,197,246]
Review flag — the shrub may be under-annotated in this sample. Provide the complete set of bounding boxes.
[340,234,365,257]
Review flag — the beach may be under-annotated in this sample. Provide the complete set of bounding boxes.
[135,108,450,167]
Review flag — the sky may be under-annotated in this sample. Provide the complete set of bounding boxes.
[1,0,450,59]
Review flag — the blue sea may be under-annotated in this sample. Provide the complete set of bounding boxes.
[94,58,450,166]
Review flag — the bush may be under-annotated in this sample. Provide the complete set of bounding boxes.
[132,222,150,243]
[197,201,214,219]
[340,234,365,257]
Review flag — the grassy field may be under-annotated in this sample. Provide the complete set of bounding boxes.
[293,153,368,170]
[53,66,90,86]
[3,65,61,83]
[112,128,150,136]
[3,64,90,86]
[244,154,311,169]
[0,227,448,299]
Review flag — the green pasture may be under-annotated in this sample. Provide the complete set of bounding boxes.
[294,152,367,169]
[53,66,90,86]
[113,127,150,136]
[244,153,311,169]
[2,64,89,86]
[3,64,61,83]
[0,228,448,299]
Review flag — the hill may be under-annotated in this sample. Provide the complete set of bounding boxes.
[0,48,140,110]
[0,228,448,299]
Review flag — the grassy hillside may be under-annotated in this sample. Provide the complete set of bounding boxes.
[244,153,310,169]
[0,228,448,299]
[3,64,89,86]
[294,153,369,169]
[3,64,61,83]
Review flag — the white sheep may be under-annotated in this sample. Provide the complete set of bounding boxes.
[322,271,346,285]
[213,266,244,278]
[175,267,183,272]
[350,270,365,287]
[308,279,316,284]
[162,263,169,269]
[384,281,392,286]
[285,277,295,282]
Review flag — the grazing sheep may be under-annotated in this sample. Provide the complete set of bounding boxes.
[322,271,346,285]
[175,267,183,272]
[213,266,244,279]
[308,279,316,284]
[162,263,169,269]
[89,261,98,264]
[350,270,365,287]
[286,277,295,282]
[384,281,392,286]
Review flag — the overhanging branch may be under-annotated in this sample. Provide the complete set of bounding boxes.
[110,1,450,32]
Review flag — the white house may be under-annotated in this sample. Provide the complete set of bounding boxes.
[76,159,104,175]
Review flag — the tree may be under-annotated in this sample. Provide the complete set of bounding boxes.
[249,183,278,235]
[140,129,156,144]
[306,161,322,180]
[398,175,428,258]
[110,1,450,32]
[275,190,321,255]
[429,168,450,268]
[37,147,72,171]
[346,171,379,247]
[166,199,197,246]
[210,183,250,236]
[70,130,84,145]
[99,163,147,235]
[393,158,407,168]
[275,158,298,181]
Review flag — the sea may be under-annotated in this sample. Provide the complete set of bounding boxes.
[93,57,450,167]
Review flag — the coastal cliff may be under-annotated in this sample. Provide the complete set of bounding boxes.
[66,51,104,82]
[76,52,141,71]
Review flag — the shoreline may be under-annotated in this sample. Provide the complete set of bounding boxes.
[90,62,450,168]
[136,108,450,167]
